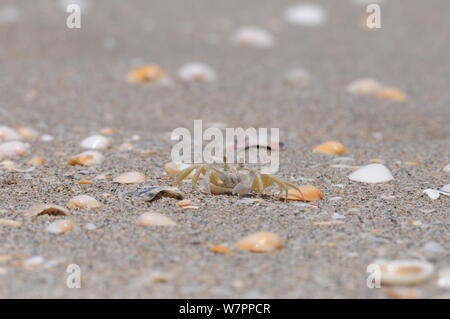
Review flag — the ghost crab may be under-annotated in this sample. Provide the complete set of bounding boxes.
[175,163,302,200]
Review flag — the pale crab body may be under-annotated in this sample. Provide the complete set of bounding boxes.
[175,163,301,200]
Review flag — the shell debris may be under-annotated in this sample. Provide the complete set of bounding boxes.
[68,151,104,166]
[67,195,101,209]
[0,141,30,158]
[376,259,435,286]
[178,63,217,82]
[0,218,22,227]
[137,212,176,227]
[235,232,284,253]
[0,126,22,142]
[209,245,232,254]
[283,3,327,27]
[21,204,69,217]
[348,164,394,183]
[231,26,275,48]
[136,186,184,202]
[113,171,147,184]
[314,141,348,155]
[126,64,170,85]
[80,135,111,150]
[46,219,74,234]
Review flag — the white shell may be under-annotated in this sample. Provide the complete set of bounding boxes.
[440,184,450,193]
[178,63,217,82]
[84,223,97,230]
[80,134,111,149]
[0,141,30,158]
[284,68,310,87]
[443,164,450,173]
[423,189,440,200]
[0,126,22,142]
[376,259,435,286]
[231,26,275,48]
[348,164,394,183]
[437,267,450,289]
[40,134,54,142]
[137,212,176,227]
[113,171,147,184]
[347,78,383,96]
[46,219,74,234]
[283,3,326,27]
[67,195,101,209]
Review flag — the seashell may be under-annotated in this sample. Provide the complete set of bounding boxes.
[22,256,45,269]
[77,179,93,185]
[404,161,420,166]
[283,3,327,27]
[46,219,74,234]
[423,189,440,200]
[236,232,284,253]
[377,87,407,102]
[27,157,45,165]
[21,204,69,217]
[283,68,310,87]
[15,125,38,139]
[443,164,450,173]
[0,218,22,227]
[137,212,176,227]
[348,164,394,183]
[384,288,420,299]
[163,162,193,178]
[376,259,435,286]
[68,151,104,166]
[314,141,348,155]
[0,126,22,142]
[67,195,101,209]
[0,141,30,158]
[113,171,147,184]
[99,127,117,135]
[80,134,111,150]
[136,186,184,202]
[40,134,54,142]
[177,199,192,207]
[231,26,275,48]
[178,63,217,82]
[347,78,383,96]
[280,185,324,202]
[126,64,168,84]
[210,245,232,254]
[440,184,450,193]
[437,267,450,289]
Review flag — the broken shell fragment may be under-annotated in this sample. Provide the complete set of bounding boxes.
[126,64,168,84]
[46,219,74,234]
[137,212,176,227]
[443,164,450,173]
[281,185,324,202]
[22,204,69,217]
[0,126,22,142]
[377,87,407,102]
[377,260,435,286]
[178,63,217,82]
[314,141,348,155]
[80,135,111,150]
[0,218,22,227]
[176,199,192,207]
[27,157,45,165]
[15,125,38,139]
[437,267,450,289]
[68,151,104,166]
[210,245,232,254]
[113,171,147,184]
[348,164,394,183]
[67,195,101,209]
[347,78,383,96]
[423,189,440,200]
[283,3,327,27]
[0,141,30,158]
[235,232,284,253]
[231,26,275,48]
[136,186,184,202]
